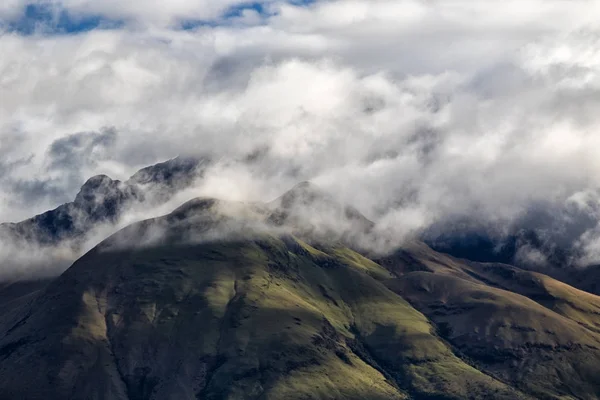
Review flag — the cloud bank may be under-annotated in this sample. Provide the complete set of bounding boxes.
[2,0,600,272]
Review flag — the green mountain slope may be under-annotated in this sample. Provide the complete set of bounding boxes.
[381,245,600,399]
[0,196,524,400]
[2,184,600,399]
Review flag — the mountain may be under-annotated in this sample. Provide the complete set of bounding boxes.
[128,156,210,204]
[0,190,524,400]
[0,156,209,247]
[379,243,600,399]
[267,181,375,245]
[425,228,573,271]
[423,226,600,298]
[422,200,600,281]
[2,183,600,399]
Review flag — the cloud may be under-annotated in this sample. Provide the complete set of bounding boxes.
[2,1,600,271]
[48,127,116,167]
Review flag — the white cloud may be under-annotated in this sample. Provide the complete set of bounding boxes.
[2,1,600,268]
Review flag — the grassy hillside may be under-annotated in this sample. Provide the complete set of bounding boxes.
[0,199,524,400]
[382,244,600,399]
[2,188,600,399]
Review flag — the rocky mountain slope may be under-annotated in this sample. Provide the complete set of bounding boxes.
[0,156,209,247]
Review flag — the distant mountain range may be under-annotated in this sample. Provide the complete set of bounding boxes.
[2,158,600,399]
[0,156,209,246]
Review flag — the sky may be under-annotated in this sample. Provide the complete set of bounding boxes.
[2,1,600,265]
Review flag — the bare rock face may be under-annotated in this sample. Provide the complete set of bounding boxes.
[0,156,210,247]
[127,157,210,200]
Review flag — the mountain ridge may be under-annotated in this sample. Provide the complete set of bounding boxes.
[0,191,529,399]
[2,183,600,398]
[3,160,600,399]
[0,156,209,246]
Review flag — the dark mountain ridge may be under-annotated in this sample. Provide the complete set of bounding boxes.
[0,156,209,247]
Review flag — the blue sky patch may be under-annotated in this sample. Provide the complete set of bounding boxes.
[224,2,268,19]
[179,2,274,30]
[3,3,123,35]
[2,0,318,35]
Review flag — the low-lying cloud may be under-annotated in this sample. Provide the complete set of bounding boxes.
[2,1,600,275]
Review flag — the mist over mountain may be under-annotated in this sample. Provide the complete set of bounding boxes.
[2,1,600,399]
[2,155,208,238]
[3,153,600,284]
[3,182,600,399]
[0,156,210,279]
[2,1,600,271]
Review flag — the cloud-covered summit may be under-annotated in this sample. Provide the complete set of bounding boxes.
[2,1,600,268]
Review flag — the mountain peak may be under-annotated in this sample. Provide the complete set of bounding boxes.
[292,180,316,189]
[275,181,335,210]
[1,156,212,247]
[268,182,374,245]
[128,155,209,187]
[74,174,121,203]
[81,174,113,187]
